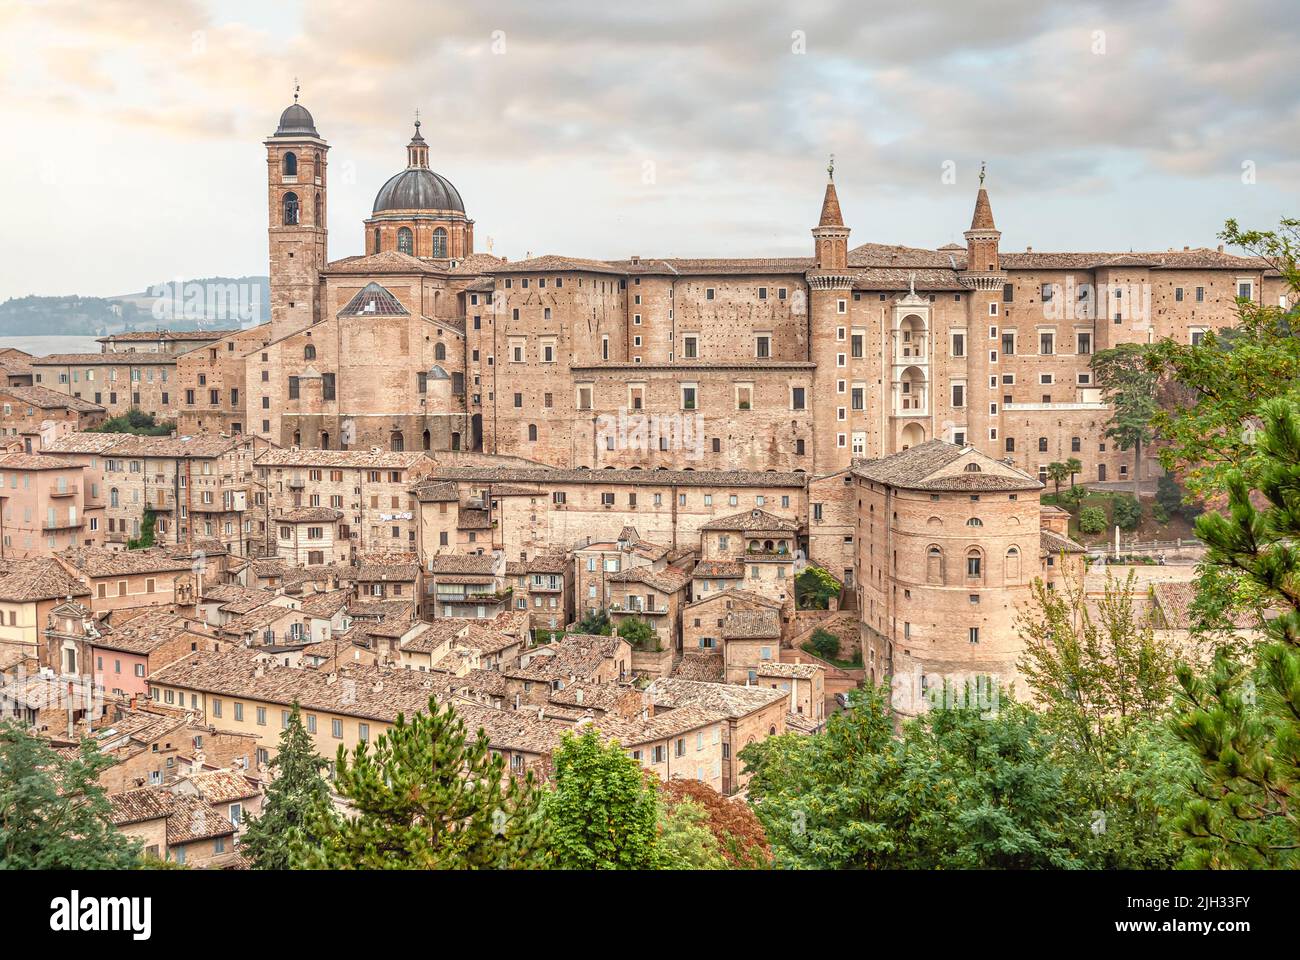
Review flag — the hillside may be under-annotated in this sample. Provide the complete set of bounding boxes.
[0,275,270,336]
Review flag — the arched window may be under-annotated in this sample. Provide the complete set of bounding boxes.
[966,549,983,579]
[292,431,301,446]
[527,423,538,442]
[110,488,119,508]
[314,192,321,224]
[1005,546,1021,581]
[390,432,404,452]
[397,227,413,255]
[434,342,446,361]
[304,344,316,361]
[282,152,297,176]
[282,192,299,225]
[1038,437,1048,452]
[451,431,461,451]
[320,432,330,449]
[964,462,982,472]
[373,228,381,254]
[966,517,983,527]
[422,430,431,451]
[926,546,944,584]
[432,227,448,258]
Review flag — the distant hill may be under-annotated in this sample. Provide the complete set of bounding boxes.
[0,275,270,336]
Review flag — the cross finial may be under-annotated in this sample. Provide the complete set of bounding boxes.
[293,77,300,103]
[827,153,835,181]
[979,160,986,186]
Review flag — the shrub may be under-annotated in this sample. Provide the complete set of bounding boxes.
[808,628,840,661]
[1112,494,1142,531]
[1079,506,1107,535]
[795,566,841,610]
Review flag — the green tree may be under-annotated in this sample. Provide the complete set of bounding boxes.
[616,615,658,651]
[242,704,335,870]
[1079,506,1107,535]
[1147,218,1300,499]
[1015,568,1188,867]
[301,698,548,869]
[741,685,917,869]
[575,607,613,636]
[795,565,841,610]
[0,721,142,869]
[1112,493,1142,531]
[807,628,840,661]
[657,798,727,869]
[1046,461,1071,501]
[90,408,174,436]
[1171,398,1300,868]
[898,697,1085,870]
[127,507,157,550]
[1066,456,1083,491]
[544,728,662,869]
[1093,342,1159,499]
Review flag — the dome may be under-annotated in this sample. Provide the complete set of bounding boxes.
[372,168,465,214]
[274,102,319,138]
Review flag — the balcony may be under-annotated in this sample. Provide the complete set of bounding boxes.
[287,477,306,489]
[43,517,80,531]
[49,485,78,498]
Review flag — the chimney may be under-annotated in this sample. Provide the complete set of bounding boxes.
[1217,244,1225,253]
[575,687,584,705]
[372,680,384,693]
[326,672,337,685]
[254,664,264,678]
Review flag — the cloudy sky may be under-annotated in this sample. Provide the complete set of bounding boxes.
[1,0,1296,299]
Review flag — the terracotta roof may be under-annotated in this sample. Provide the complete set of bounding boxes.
[594,704,729,745]
[757,662,822,680]
[1040,529,1087,557]
[818,180,844,227]
[0,384,104,413]
[608,565,691,595]
[426,553,498,575]
[178,769,261,804]
[685,588,782,611]
[1150,580,1258,631]
[58,548,193,577]
[41,433,126,454]
[699,508,800,533]
[93,609,203,655]
[256,448,428,469]
[721,609,782,640]
[690,560,744,579]
[0,452,79,471]
[853,440,1042,492]
[32,353,176,366]
[276,507,342,523]
[970,187,996,231]
[97,329,239,343]
[648,677,787,717]
[108,788,175,826]
[670,653,725,682]
[0,557,89,602]
[165,793,236,845]
[488,255,627,276]
[429,465,807,489]
[506,634,626,683]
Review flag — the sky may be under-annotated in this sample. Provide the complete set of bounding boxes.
[1,0,1296,300]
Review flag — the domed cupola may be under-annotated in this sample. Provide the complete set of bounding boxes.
[273,101,320,139]
[363,117,474,260]
[371,120,465,214]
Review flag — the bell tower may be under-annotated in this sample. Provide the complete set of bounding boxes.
[265,85,328,342]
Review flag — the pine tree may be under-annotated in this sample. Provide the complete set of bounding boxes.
[544,728,662,869]
[1172,397,1300,867]
[300,698,548,869]
[0,720,142,869]
[242,703,334,870]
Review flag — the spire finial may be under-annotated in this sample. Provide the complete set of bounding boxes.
[414,108,420,130]
[827,153,835,182]
[293,78,300,103]
[979,160,986,187]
